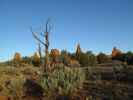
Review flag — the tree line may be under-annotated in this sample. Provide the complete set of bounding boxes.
[6,45,133,67]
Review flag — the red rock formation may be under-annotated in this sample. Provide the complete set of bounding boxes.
[50,49,60,63]
[112,47,122,58]
[76,43,81,56]
[50,49,60,58]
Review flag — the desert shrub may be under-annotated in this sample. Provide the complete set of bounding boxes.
[21,56,31,65]
[10,76,25,99]
[75,53,89,67]
[1,75,25,100]
[97,52,111,64]
[59,50,71,66]
[21,67,40,75]
[0,66,43,100]
[112,51,133,65]
[86,51,97,66]
[40,65,85,99]
[0,66,18,75]
[13,52,21,67]
[73,51,97,67]
[50,49,60,63]
[32,53,41,67]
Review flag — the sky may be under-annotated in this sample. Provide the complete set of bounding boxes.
[0,0,133,62]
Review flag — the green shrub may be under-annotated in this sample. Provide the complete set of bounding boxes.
[40,65,85,97]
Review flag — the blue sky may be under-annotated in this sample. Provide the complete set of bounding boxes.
[0,0,133,61]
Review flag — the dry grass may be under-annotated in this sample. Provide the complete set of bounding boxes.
[0,65,40,99]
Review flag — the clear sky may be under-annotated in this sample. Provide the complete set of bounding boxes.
[0,0,133,61]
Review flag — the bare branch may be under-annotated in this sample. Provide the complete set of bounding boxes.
[31,18,52,74]
[31,27,46,46]
[45,18,51,32]
[38,43,42,58]
[40,32,45,37]
[48,24,52,33]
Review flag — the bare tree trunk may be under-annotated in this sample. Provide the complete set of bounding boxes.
[31,19,51,79]
[38,43,42,63]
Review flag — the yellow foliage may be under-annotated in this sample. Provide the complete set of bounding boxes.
[33,53,40,61]
[50,49,60,58]
[112,47,122,57]
[14,52,21,62]
[32,53,40,66]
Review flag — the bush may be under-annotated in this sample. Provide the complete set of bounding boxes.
[32,53,41,66]
[13,52,21,67]
[40,65,85,99]
[97,53,110,64]
[2,75,25,100]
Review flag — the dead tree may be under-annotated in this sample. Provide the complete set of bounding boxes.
[31,19,51,76]
[38,43,42,65]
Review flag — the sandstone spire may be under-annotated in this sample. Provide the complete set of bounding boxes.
[76,43,82,60]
